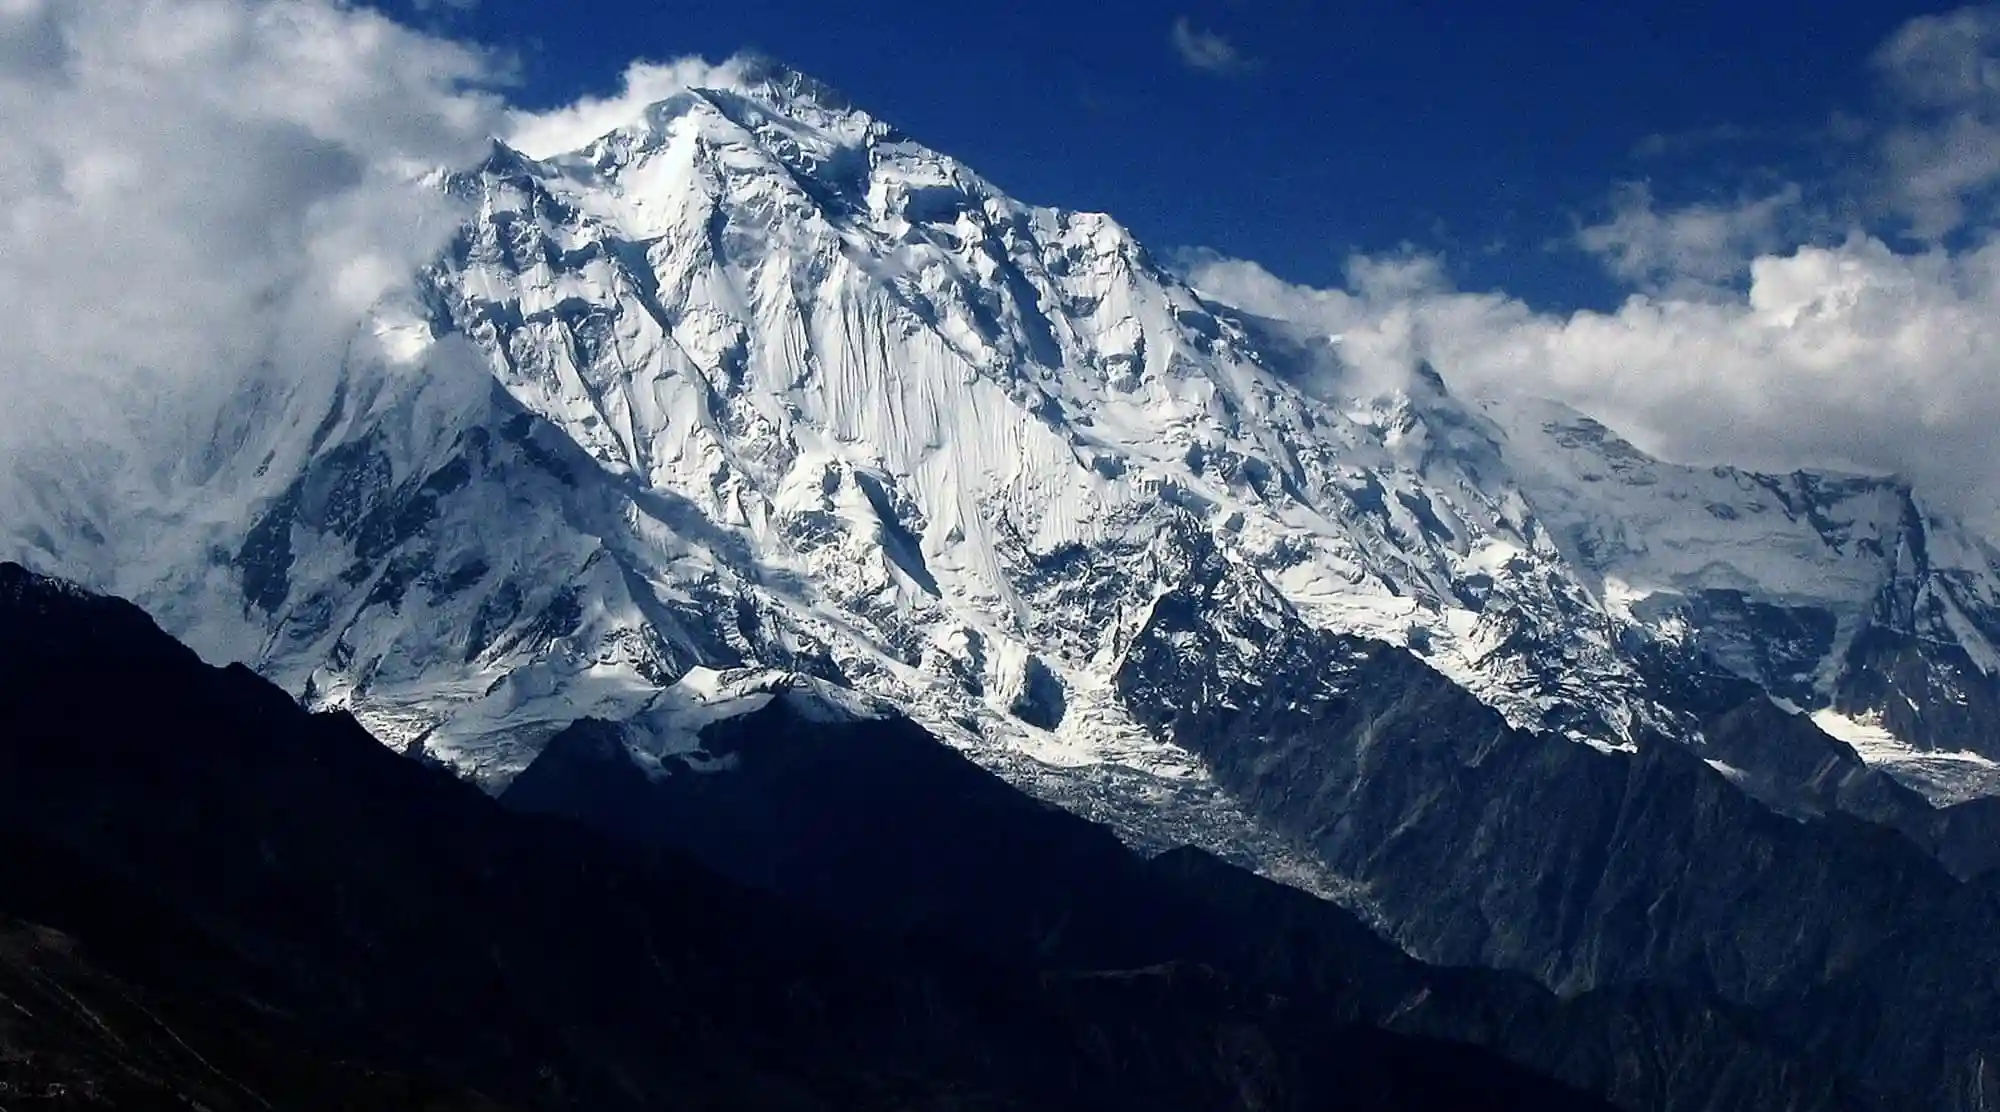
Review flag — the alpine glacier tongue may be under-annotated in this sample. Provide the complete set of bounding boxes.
[12,59,2000,863]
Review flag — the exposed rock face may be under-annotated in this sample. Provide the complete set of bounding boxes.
[1113,579,1946,1000]
[503,668,1861,1112]
[1111,563,2000,1108]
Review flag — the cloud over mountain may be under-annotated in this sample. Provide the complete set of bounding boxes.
[0,0,500,486]
[1184,5,2000,530]
[7,0,2000,542]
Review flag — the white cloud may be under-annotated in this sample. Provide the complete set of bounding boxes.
[1186,234,2000,528]
[1871,5,2000,237]
[505,57,748,159]
[0,0,503,490]
[1872,6,2000,112]
[1576,182,1805,297]
[1178,7,2000,530]
[0,2,754,546]
[1170,16,1252,75]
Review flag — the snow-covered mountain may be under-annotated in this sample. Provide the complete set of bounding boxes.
[1493,396,2000,801]
[11,58,2000,866]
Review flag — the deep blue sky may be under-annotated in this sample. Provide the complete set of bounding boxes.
[386,0,1951,309]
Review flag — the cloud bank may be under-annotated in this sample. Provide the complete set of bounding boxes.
[1575,183,1805,298]
[0,0,502,487]
[1189,239,2000,527]
[0,0,757,524]
[1187,5,2000,530]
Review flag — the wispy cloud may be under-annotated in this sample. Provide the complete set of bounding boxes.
[1575,181,1805,297]
[1870,5,2000,238]
[1171,16,1253,75]
[1631,123,1754,160]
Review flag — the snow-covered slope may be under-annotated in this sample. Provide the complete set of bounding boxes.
[1491,396,2000,795]
[10,59,2000,852]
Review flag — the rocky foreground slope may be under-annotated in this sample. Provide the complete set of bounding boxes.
[0,563,1611,1111]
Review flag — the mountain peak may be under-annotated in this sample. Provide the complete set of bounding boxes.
[26,59,2000,864]
[724,53,869,118]
[552,56,892,171]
